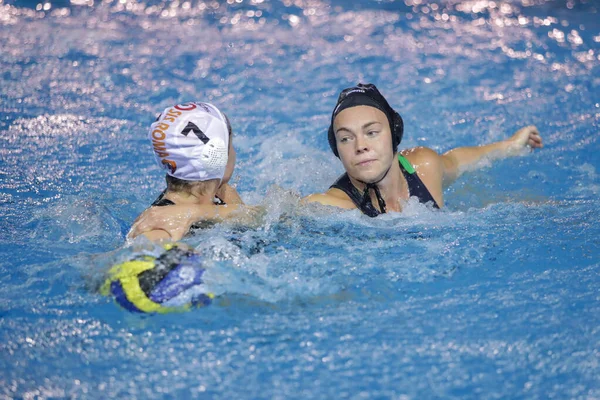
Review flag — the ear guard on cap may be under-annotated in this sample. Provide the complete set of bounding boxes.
[327,83,404,158]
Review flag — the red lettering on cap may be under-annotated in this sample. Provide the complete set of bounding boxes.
[174,103,197,111]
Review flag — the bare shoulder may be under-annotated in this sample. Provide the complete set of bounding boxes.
[401,147,443,171]
[400,147,445,207]
[303,188,356,210]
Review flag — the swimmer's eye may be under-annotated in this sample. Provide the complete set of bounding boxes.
[338,136,352,144]
[366,130,379,137]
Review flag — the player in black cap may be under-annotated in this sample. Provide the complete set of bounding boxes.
[305,83,543,216]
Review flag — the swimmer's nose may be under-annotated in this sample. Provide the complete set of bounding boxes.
[355,135,369,153]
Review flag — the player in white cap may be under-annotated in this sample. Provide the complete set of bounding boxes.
[127,102,251,242]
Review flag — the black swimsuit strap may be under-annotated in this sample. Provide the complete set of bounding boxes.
[151,189,226,207]
[330,155,439,216]
[151,189,175,207]
[331,174,381,217]
[397,155,440,209]
[148,189,227,234]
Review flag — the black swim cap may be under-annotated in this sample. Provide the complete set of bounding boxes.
[327,83,404,158]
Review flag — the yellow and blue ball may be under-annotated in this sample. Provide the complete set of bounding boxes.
[100,245,214,313]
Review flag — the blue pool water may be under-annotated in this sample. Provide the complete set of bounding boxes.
[1,0,599,398]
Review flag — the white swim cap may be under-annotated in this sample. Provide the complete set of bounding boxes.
[148,102,230,182]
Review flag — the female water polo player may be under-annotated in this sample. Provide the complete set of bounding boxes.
[304,83,543,215]
[127,101,255,242]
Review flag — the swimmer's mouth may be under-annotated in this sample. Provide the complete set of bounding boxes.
[356,159,376,166]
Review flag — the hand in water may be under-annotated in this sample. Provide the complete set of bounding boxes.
[507,125,543,154]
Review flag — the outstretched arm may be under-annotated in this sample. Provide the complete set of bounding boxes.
[441,125,543,186]
[127,204,245,242]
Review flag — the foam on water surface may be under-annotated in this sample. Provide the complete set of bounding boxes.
[1,0,599,398]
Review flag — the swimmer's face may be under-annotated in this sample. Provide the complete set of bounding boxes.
[333,106,394,183]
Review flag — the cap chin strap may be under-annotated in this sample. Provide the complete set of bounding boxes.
[357,162,393,214]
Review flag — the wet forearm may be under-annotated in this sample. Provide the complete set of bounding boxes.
[442,140,510,184]
[445,141,510,165]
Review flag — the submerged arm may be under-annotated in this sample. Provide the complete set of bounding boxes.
[442,125,543,186]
